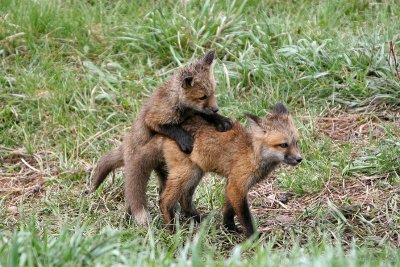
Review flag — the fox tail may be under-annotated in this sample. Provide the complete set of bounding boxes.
[92,146,124,192]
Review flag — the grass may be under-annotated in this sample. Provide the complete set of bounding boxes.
[1,0,399,266]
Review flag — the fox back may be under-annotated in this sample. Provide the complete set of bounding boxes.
[178,103,302,182]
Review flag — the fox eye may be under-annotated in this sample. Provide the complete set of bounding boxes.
[279,143,288,148]
[199,95,208,100]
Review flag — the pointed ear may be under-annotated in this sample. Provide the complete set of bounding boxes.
[203,50,216,66]
[273,103,288,115]
[246,113,265,135]
[182,74,194,89]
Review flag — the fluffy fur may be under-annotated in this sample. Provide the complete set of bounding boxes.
[158,103,302,237]
[92,51,233,225]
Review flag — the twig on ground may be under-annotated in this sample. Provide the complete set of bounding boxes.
[20,158,42,174]
[78,124,121,151]
[0,32,25,43]
[388,41,400,80]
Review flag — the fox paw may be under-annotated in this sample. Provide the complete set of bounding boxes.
[215,117,233,132]
[177,135,194,153]
[126,207,149,225]
[224,223,243,234]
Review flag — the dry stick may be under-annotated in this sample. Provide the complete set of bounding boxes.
[20,158,42,174]
[78,124,121,150]
[388,41,400,80]
[0,32,25,43]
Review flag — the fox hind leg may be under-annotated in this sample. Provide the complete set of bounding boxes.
[159,177,182,231]
[155,163,168,196]
[159,165,202,231]
[124,140,162,225]
[179,168,204,223]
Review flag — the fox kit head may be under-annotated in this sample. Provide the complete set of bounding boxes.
[248,103,302,166]
[177,51,218,115]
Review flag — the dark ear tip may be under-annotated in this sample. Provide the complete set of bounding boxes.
[203,50,216,65]
[273,103,288,114]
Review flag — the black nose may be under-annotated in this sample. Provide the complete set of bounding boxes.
[296,157,303,163]
[211,107,219,113]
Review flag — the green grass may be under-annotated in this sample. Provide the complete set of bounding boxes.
[1,0,399,266]
[1,223,399,266]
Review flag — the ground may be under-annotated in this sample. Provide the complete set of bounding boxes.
[0,0,399,266]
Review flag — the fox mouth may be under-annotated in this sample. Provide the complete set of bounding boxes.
[284,157,302,166]
[199,108,216,115]
[203,109,215,115]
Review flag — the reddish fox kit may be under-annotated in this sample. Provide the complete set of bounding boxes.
[158,103,302,237]
[92,51,233,225]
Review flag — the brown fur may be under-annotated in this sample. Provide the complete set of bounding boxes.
[92,51,233,225]
[92,146,124,190]
[158,103,302,237]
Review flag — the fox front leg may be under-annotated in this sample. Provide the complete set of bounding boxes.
[225,181,256,238]
[198,113,233,132]
[223,199,242,233]
[159,124,194,153]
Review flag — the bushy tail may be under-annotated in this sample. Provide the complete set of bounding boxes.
[92,146,124,192]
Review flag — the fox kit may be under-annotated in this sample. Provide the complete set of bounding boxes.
[92,51,233,225]
[159,103,302,237]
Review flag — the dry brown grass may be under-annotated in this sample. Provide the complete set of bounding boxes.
[1,148,48,207]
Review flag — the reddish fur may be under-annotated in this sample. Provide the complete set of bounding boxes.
[157,104,302,237]
[91,51,232,225]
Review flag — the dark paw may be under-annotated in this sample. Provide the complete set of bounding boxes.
[224,223,243,234]
[215,117,233,132]
[177,135,194,154]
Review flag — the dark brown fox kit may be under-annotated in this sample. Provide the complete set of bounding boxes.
[158,103,302,237]
[92,51,233,225]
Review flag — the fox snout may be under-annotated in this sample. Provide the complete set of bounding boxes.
[210,106,219,113]
[284,155,303,166]
[205,96,219,114]
[202,105,219,115]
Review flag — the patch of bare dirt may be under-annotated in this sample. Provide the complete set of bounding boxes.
[307,107,400,142]
[315,114,386,141]
[248,175,399,247]
[0,148,49,209]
